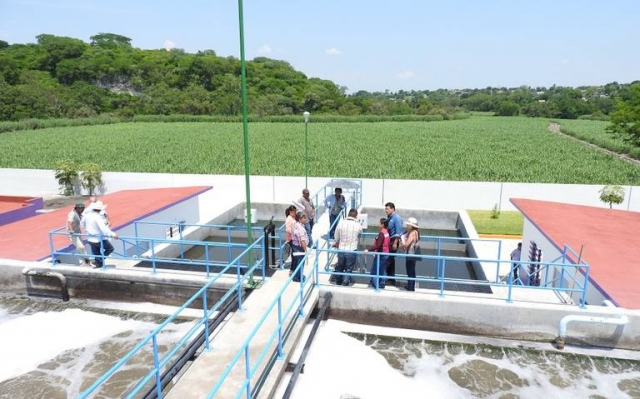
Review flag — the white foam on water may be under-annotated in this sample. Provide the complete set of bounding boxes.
[291,320,640,399]
[291,319,465,399]
[0,308,154,383]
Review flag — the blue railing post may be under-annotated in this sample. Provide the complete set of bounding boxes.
[314,244,320,287]
[134,221,141,257]
[496,240,502,283]
[203,290,211,351]
[49,231,57,265]
[236,259,244,311]
[227,228,233,264]
[152,335,163,398]
[580,264,589,308]
[151,238,157,274]
[373,256,380,291]
[543,263,551,286]
[205,242,210,277]
[439,258,446,297]
[506,260,514,303]
[179,222,185,261]
[244,346,252,399]
[436,238,442,279]
[277,297,284,359]
[298,259,305,317]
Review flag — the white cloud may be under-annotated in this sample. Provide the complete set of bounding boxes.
[164,40,176,51]
[396,70,416,79]
[560,59,570,65]
[258,44,273,55]
[325,47,342,55]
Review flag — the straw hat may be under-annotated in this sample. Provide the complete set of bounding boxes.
[90,200,106,211]
[405,217,419,229]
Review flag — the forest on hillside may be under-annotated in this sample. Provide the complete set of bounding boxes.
[0,33,637,121]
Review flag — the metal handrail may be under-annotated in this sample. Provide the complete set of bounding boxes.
[317,245,590,307]
[206,250,316,398]
[79,236,266,399]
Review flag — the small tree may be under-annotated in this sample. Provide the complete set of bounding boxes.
[490,203,501,219]
[80,163,104,196]
[599,185,625,209]
[54,160,79,196]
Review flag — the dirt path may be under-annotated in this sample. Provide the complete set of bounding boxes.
[43,194,88,210]
[547,123,640,166]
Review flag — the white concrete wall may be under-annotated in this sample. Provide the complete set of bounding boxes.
[1,168,639,212]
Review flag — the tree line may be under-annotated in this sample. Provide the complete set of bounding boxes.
[0,33,638,125]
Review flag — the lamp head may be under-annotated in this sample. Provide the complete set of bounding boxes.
[303,111,310,123]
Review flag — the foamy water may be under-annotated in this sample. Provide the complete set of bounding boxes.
[0,302,195,398]
[290,320,640,399]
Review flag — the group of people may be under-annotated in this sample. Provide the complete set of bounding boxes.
[284,189,316,282]
[289,186,422,290]
[66,196,118,268]
[331,200,421,291]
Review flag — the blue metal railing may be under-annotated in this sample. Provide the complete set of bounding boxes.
[316,241,590,307]
[205,246,317,398]
[78,236,266,399]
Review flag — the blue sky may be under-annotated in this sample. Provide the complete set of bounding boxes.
[1,0,639,92]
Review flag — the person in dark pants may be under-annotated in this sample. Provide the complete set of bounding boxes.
[81,201,118,268]
[325,187,345,240]
[364,218,390,289]
[290,212,309,282]
[332,208,362,286]
[400,217,420,291]
[510,242,522,283]
[384,202,403,286]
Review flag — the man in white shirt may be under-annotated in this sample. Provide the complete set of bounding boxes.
[82,201,118,268]
[332,208,362,286]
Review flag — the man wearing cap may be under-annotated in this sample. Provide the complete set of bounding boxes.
[332,208,363,286]
[82,201,119,268]
[67,202,90,266]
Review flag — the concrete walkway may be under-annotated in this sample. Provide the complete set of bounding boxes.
[167,269,318,399]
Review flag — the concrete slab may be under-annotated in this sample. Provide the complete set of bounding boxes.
[167,269,318,399]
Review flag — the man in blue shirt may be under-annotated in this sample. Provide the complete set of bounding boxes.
[384,202,403,286]
[324,187,346,240]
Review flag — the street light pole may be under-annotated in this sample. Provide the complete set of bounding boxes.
[237,0,256,286]
[303,111,310,189]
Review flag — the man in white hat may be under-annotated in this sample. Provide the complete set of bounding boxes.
[82,200,118,268]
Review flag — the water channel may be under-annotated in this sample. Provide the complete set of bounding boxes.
[0,295,197,398]
[289,320,640,399]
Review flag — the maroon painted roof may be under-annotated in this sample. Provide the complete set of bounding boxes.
[511,198,640,309]
[0,186,212,261]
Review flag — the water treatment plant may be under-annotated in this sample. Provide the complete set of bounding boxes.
[1,171,640,398]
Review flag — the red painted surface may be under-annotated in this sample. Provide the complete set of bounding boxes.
[0,196,38,213]
[512,198,640,309]
[0,186,211,261]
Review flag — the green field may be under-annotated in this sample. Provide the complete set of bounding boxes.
[1,116,639,184]
[558,119,640,159]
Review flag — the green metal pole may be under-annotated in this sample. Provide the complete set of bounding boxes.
[304,121,308,189]
[237,0,256,287]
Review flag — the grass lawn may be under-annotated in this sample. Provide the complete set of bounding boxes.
[467,210,524,236]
